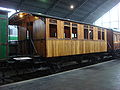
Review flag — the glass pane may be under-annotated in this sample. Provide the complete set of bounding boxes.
[72,27,77,39]
[8,25,18,41]
[49,24,57,37]
[89,30,93,40]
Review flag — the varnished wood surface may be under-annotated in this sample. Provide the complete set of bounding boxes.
[17,16,108,57]
[114,43,120,50]
[18,26,27,40]
[113,31,120,50]
[33,19,45,39]
[34,40,46,57]
[44,18,107,57]
[46,39,107,57]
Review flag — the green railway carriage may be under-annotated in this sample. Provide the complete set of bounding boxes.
[0,10,8,60]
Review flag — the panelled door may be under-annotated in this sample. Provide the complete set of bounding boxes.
[0,12,8,59]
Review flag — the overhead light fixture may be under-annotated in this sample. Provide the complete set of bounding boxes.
[19,13,24,18]
[70,5,74,9]
[35,16,39,20]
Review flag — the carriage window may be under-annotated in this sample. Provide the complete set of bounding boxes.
[118,34,120,41]
[64,22,70,38]
[64,26,70,38]
[72,24,77,39]
[102,32,105,40]
[84,25,89,39]
[89,30,93,40]
[119,35,120,41]
[84,29,88,39]
[49,19,57,38]
[89,26,93,40]
[117,35,119,42]
[72,27,77,38]
[114,34,117,42]
[98,31,101,40]
[49,24,57,37]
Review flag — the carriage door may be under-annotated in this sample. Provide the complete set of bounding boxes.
[0,11,8,59]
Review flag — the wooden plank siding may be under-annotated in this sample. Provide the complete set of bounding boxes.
[34,40,46,57]
[46,39,107,57]
[113,31,120,50]
[45,18,107,57]
[17,15,107,57]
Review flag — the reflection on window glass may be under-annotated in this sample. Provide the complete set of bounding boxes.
[72,27,77,38]
[89,30,93,40]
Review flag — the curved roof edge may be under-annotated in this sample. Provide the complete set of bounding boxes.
[9,11,114,31]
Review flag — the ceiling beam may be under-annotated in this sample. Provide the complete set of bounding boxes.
[44,0,61,14]
[80,0,109,21]
[17,0,25,10]
[0,0,46,11]
[64,0,88,18]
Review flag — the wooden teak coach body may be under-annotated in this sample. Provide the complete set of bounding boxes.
[113,31,120,50]
[9,12,108,58]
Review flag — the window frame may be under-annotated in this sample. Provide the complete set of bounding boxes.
[49,18,57,38]
[84,25,89,40]
[89,26,94,40]
[84,25,94,40]
[98,28,102,40]
[72,23,78,39]
[102,29,105,40]
[64,21,71,39]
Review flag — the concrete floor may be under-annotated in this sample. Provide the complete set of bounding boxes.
[1,59,120,90]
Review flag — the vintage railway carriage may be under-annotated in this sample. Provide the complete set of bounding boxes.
[107,29,120,52]
[9,12,108,58]
[113,31,120,50]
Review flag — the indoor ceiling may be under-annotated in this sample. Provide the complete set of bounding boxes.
[0,0,120,24]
